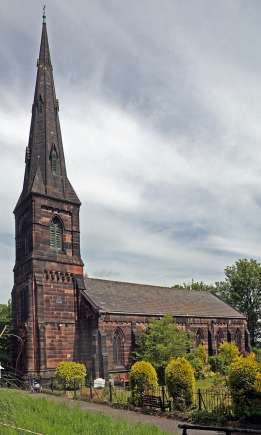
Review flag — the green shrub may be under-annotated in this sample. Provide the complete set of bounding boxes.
[228,353,261,417]
[219,341,239,368]
[209,355,226,374]
[195,344,207,365]
[254,372,261,392]
[129,361,158,397]
[165,356,195,410]
[253,347,261,363]
[187,354,205,379]
[55,361,87,389]
[191,407,231,425]
[187,344,208,379]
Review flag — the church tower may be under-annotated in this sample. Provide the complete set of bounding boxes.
[12,12,85,377]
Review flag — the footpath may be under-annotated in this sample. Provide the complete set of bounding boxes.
[40,393,218,435]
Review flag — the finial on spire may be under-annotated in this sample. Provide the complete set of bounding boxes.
[43,5,46,24]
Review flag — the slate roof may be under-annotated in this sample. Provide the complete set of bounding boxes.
[84,278,245,319]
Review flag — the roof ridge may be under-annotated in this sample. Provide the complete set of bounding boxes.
[85,276,213,293]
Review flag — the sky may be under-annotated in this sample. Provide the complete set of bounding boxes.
[1,1,261,302]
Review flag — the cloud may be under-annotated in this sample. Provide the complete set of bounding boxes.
[1,0,261,302]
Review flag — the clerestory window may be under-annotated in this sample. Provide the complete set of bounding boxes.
[50,217,63,251]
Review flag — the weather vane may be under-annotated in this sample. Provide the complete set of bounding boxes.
[43,5,46,23]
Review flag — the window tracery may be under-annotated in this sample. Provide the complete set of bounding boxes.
[113,328,124,366]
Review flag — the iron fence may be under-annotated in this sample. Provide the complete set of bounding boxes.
[196,388,232,415]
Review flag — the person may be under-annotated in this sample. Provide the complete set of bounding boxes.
[31,378,42,393]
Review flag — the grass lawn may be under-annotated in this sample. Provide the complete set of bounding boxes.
[195,375,226,391]
[0,389,167,435]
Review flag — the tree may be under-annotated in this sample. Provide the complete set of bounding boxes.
[165,356,195,409]
[135,315,192,383]
[216,259,261,346]
[129,361,158,398]
[0,302,12,363]
[172,279,215,292]
[55,361,87,389]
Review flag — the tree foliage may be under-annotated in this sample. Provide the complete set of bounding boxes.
[129,361,158,396]
[135,315,192,382]
[55,361,87,389]
[219,341,240,367]
[216,259,261,345]
[0,302,12,363]
[187,344,208,379]
[172,280,215,292]
[165,356,195,409]
[228,353,261,417]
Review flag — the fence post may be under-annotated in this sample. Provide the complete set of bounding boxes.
[109,381,113,403]
[198,388,202,411]
[73,379,77,400]
[90,384,93,400]
[161,386,165,410]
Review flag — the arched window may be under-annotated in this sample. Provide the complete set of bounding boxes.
[50,146,59,175]
[235,328,242,351]
[195,328,204,346]
[113,328,124,366]
[50,217,63,251]
[227,330,232,343]
[216,329,224,348]
[208,330,214,356]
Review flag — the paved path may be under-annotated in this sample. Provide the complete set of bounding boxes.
[40,394,218,435]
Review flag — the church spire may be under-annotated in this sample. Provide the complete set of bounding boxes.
[15,13,80,210]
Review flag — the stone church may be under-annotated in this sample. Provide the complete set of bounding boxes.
[12,16,248,381]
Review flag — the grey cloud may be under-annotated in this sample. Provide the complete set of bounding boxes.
[1,1,261,302]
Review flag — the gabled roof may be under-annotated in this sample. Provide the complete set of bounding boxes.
[83,278,245,319]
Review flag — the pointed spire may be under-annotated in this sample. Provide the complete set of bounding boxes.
[15,15,80,210]
[43,5,46,24]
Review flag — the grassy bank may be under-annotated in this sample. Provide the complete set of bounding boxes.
[0,389,167,435]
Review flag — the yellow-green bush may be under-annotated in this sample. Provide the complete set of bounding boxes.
[254,373,261,393]
[55,361,87,389]
[228,353,261,417]
[129,361,158,395]
[196,344,207,365]
[165,356,195,409]
[219,341,239,367]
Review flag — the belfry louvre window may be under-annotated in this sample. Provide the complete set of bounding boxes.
[50,217,63,251]
[50,146,59,175]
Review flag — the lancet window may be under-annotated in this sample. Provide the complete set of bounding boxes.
[50,216,63,251]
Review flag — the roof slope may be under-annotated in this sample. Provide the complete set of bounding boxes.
[84,278,245,319]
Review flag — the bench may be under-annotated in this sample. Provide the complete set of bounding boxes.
[142,395,171,412]
[178,423,261,435]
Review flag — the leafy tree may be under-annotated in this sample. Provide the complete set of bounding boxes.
[187,344,208,379]
[172,279,215,292]
[219,341,240,367]
[0,301,12,363]
[216,259,261,345]
[165,356,195,409]
[135,315,192,383]
[55,361,87,389]
[228,353,261,417]
[129,361,158,399]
